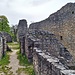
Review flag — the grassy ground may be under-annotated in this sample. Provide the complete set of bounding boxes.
[7,42,20,50]
[17,51,31,66]
[0,52,14,75]
[0,52,10,66]
[7,42,35,75]
[17,52,35,75]
[16,67,35,75]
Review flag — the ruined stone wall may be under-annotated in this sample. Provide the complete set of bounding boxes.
[17,19,28,55]
[17,19,27,41]
[28,30,72,62]
[0,36,3,59]
[29,3,75,58]
[1,32,12,43]
[0,32,6,59]
[18,23,75,74]
[33,47,75,75]
[25,30,75,75]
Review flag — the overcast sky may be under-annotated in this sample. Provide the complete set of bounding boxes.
[0,0,75,26]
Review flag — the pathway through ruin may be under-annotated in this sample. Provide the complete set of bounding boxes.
[8,42,27,75]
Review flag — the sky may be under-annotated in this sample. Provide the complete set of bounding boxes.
[0,0,75,26]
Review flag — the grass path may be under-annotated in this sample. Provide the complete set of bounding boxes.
[7,42,27,75]
[0,42,35,75]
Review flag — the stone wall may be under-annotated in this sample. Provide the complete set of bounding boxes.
[17,19,27,41]
[0,35,3,59]
[17,19,27,55]
[33,47,75,75]
[25,30,75,75]
[0,32,6,59]
[29,3,75,58]
[18,23,75,74]
[1,32,12,43]
[27,30,72,62]
[16,16,75,74]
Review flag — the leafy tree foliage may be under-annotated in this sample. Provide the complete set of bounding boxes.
[0,15,10,33]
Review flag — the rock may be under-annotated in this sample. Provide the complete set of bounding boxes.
[1,32,12,43]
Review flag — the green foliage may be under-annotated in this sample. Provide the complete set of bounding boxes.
[17,67,35,75]
[0,15,10,33]
[0,66,14,75]
[7,42,20,50]
[17,52,35,75]
[0,53,10,66]
[10,25,17,42]
[17,52,31,66]
[24,67,35,75]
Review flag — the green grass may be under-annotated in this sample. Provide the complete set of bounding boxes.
[0,53,10,66]
[0,52,14,75]
[17,52,35,75]
[16,67,35,75]
[7,42,20,50]
[17,51,31,66]
[24,67,35,75]
[8,42,35,75]
[0,66,14,75]
[7,42,18,45]
[10,45,20,50]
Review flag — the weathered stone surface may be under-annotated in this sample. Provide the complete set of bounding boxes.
[0,32,6,59]
[29,3,75,59]
[24,29,74,75]
[0,34,3,59]
[17,19,27,41]
[17,19,27,55]
[17,3,75,75]
[27,30,72,62]
[18,25,75,75]
[1,32,12,43]
[33,48,75,75]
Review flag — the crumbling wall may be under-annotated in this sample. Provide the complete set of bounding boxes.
[0,35,3,59]
[18,24,75,75]
[33,47,75,75]
[17,19,27,55]
[0,32,6,59]
[29,3,75,58]
[1,32,12,43]
[27,30,72,63]
[26,30,75,75]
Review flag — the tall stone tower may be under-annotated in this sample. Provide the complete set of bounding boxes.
[17,19,27,55]
[17,19,27,41]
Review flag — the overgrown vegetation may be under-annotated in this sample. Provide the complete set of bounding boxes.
[17,52,35,75]
[0,52,14,75]
[0,53,10,66]
[7,42,35,75]
[17,51,31,66]
[7,42,19,46]
[0,66,14,75]
[16,67,35,75]
[7,42,20,50]
[0,15,10,33]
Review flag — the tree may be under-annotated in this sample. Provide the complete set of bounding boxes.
[0,15,10,33]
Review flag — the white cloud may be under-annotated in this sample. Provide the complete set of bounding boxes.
[30,0,50,6]
[0,0,75,26]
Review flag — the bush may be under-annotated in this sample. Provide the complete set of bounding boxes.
[0,53,10,66]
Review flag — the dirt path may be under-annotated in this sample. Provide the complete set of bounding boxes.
[8,42,27,75]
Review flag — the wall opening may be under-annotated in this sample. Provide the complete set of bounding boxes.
[60,36,63,40]
[72,11,74,14]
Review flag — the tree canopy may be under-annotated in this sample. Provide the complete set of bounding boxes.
[0,15,10,33]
